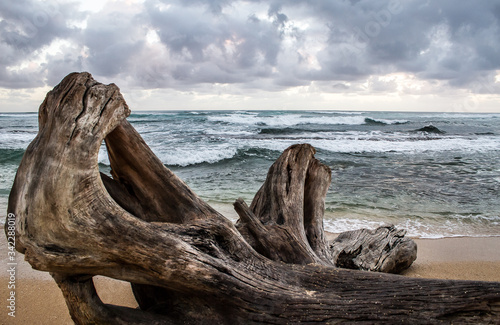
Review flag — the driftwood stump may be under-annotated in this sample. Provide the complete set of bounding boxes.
[6,72,500,324]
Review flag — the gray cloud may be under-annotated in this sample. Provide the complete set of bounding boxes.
[0,0,80,51]
[0,0,83,88]
[43,45,85,86]
[0,0,499,96]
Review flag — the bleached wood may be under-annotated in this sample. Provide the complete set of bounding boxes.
[7,72,500,324]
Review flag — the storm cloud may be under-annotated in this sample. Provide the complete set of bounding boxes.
[1,0,499,110]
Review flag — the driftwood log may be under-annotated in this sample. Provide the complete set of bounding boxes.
[6,72,500,324]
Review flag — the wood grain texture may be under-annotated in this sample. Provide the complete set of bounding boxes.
[6,72,500,324]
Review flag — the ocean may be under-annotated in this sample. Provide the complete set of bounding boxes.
[1,110,499,238]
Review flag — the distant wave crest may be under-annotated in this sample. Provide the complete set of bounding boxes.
[208,113,408,127]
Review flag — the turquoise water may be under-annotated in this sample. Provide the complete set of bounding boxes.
[2,110,499,238]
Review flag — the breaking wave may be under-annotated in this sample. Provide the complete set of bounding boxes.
[207,113,408,127]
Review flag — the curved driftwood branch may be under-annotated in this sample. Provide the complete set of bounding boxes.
[6,72,500,324]
[235,144,334,265]
[234,143,417,271]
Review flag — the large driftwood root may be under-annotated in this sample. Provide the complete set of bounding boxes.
[6,72,500,324]
[234,143,417,272]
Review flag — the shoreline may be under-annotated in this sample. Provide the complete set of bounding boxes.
[209,202,500,239]
[401,236,500,281]
[1,235,499,324]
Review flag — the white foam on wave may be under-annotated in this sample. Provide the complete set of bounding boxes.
[402,214,500,238]
[207,113,302,126]
[229,133,499,155]
[0,132,36,150]
[308,135,500,154]
[99,142,239,167]
[207,113,371,126]
[323,218,387,235]
[157,145,238,167]
[204,129,255,136]
[323,213,500,239]
[207,112,414,127]
[98,146,110,166]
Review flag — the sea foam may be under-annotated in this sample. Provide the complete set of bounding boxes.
[207,113,407,127]
[158,145,238,167]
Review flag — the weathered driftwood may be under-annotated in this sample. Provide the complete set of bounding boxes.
[234,145,416,271]
[6,72,500,324]
[330,225,417,273]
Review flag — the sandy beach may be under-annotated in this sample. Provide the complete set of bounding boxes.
[1,235,499,324]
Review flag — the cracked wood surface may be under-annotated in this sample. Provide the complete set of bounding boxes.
[6,72,500,324]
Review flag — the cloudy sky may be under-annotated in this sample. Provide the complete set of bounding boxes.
[1,0,500,112]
